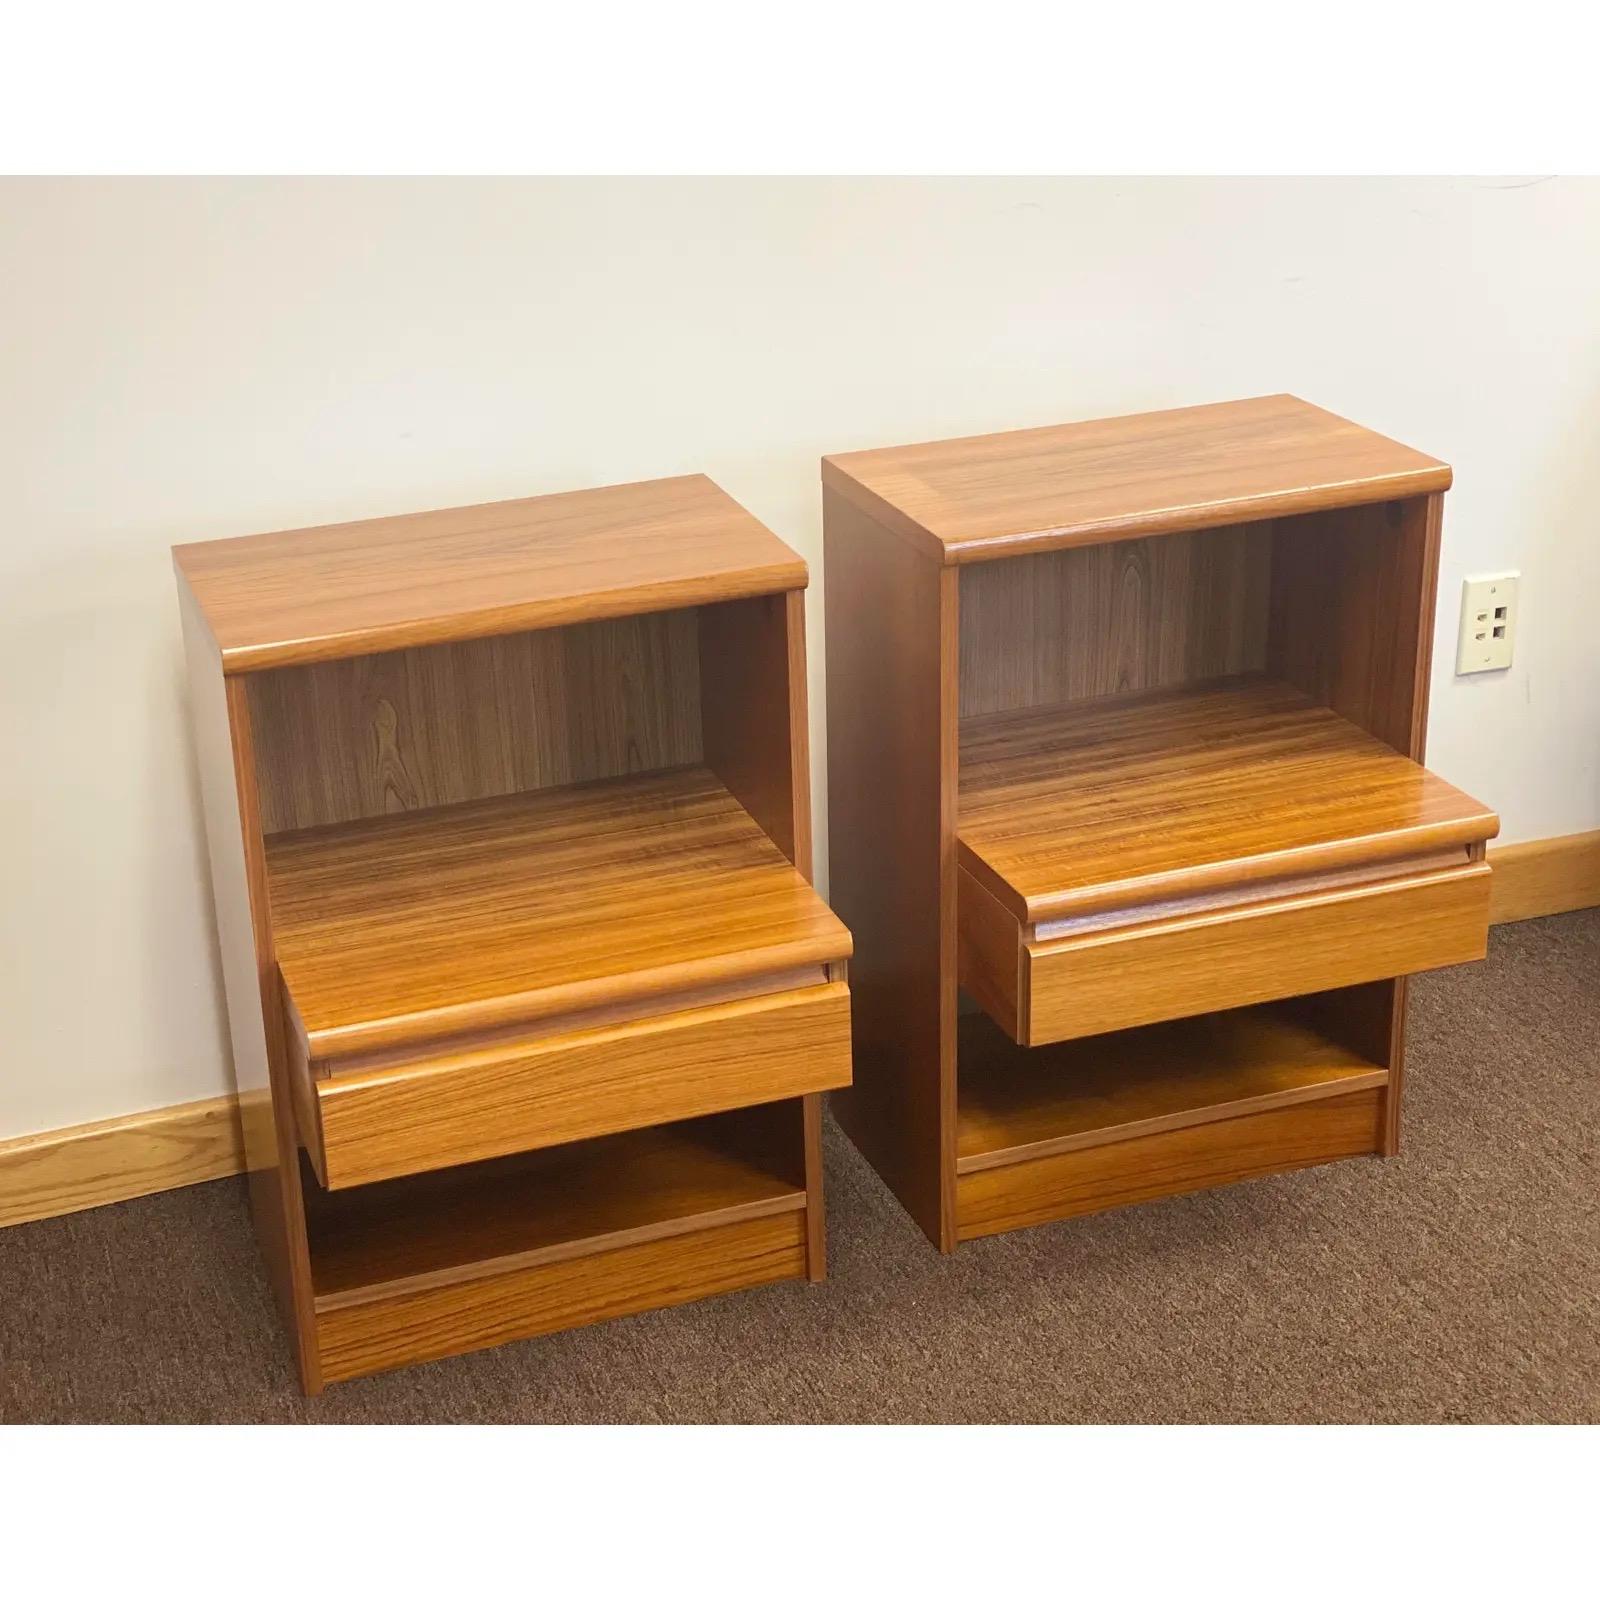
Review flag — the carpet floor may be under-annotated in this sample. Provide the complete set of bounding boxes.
[3,912,1596,1424]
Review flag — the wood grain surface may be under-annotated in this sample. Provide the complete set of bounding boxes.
[1267,494,1442,756]
[700,590,812,872]
[265,765,851,1061]
[178,583,324,1390]
[824,404,1465,1244]
[958,675,1499,923]
[1267,492,1445,1153]
[823,488,960,1249]
[315,1211,807,1384]
[802,1092,826,1281]
[956,1090,1383,1241]
[248,611,702,834]
[1488,829,1600,924]
[0,1095,244,1228]
[174,474,807,673]
[304,1103,805,1308]
[1020,865,1490,1046]
[958,522,1271,717]
[957,1007,1386,1173]
[306,982,851,1188]
[823,395,1450,563]
[954,867,1022,1040]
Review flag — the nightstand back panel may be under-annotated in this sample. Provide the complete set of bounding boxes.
[247,611,703,834]
[958,522,1272,719]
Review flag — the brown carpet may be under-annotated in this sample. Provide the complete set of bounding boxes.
[3,912,1596,1424]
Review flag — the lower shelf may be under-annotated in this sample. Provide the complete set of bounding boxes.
[302,1104,812,1384]
[315,1212,808,1386]
[955,1002,1388,1242]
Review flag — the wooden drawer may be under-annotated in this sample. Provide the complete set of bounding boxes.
[289,980,851,1189]
[961,860,1491,1047]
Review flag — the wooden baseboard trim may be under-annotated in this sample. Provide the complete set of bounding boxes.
[0,1095,244,1229]
[1488,830,1600,925]
[3,827,1595,1230]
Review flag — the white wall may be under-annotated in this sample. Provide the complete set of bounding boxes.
[3,176,1596,1140]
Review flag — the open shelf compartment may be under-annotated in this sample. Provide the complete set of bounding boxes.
[955,997,1389,1241]
[305,1102,811,1383]
[305,1101,806,1310]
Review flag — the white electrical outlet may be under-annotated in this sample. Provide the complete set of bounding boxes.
[1456,572,1519,674]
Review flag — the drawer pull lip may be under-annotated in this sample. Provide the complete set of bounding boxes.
[1030,858,1490,949]
[302,940,851,1067]
[963,820,1500,927]
[296,963,835,1079]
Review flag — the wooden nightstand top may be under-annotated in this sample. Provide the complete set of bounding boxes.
[823,394,1450,564]
[174,474,806,673]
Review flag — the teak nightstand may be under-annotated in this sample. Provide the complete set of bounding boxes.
[175,476,850,1391]
[822,395,1498,1250]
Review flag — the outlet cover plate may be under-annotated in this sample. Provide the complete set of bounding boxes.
[1456,571,1519,674]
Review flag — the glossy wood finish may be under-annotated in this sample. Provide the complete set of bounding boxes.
[1268,494,1442,756]
[179,477,842,1389]
[955,867,1022,1041]
[316,1212,807,1384]
[265,766,850,1064]
[823,489,959,1249]
[174,474,807,673]
[177,582,323,1390]
[247,611,702,834]
[958,523,1272,718]
[957,1091,1383,1241]
[824,395,1450,564]
[958,676,1498,925]
[957,675,1495,1046]
[1016,864,1490,1046]
[301,982,851,1189]
[957,1006,1386,1174]
[700,590,812,872]
[1266,491,1446,1151]
[303,1104,805,1309]
[802,1092,826,1281]
[824,399,1482,1246]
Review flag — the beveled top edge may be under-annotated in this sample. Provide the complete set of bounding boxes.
[823,395,1451,564]
[174,473,808,673]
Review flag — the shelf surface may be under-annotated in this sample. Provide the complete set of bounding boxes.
[265,765,851,1060]
[957,1005,1387,1173]
[958,676,1498,924]
[823,394,1451,563]
[305,1105,804,1310]
[174,473,806,672]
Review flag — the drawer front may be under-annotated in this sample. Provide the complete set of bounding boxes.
[1023,866,1490,1046]
[307,981,851,1189]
